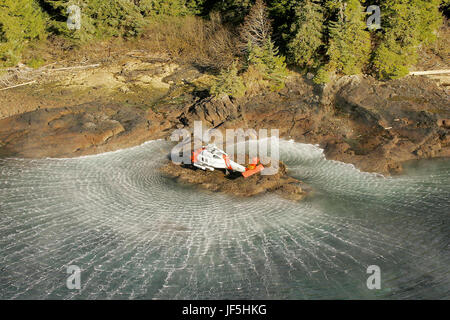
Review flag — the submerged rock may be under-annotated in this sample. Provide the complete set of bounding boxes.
[160,160,306,201]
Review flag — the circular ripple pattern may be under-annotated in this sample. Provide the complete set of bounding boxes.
[0,140,449,299]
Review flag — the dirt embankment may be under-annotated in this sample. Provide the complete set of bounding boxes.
[0,51,193,119]
[0,55,449,175]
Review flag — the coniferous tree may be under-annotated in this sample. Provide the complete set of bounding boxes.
[210,60,246,98]
[0,0,47,66]
[267,0,300,46]
[442,0,450,18]
[326,0,371,75]
[245,38,288,89]
[287,0,325,69]
[240,0,288,89]
[208,0,253,23]
[138,0,192,16]
[260,37,288,88]
[372,0,443,79]
[246,41,266,73]
[41,0,146,40]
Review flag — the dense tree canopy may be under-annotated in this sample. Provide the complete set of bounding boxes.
[0,0,447,82]
[0,0,46,66]
[373,0,444,79]
[326,0,371,75]
[286,0,325,69]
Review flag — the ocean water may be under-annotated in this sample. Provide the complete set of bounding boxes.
[0,140,448,299]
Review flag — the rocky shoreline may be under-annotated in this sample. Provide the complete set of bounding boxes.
[0,61,449,175]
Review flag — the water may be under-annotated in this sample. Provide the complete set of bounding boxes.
[0,140,449,299]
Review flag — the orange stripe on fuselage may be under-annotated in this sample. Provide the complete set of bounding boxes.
[222,154,232,170]
[191,148,205,164]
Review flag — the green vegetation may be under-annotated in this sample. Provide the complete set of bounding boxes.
[139,0,193,16]
[0,0,447,83]
[211,61,246,98]
[212,0,288,97]
[41,0,146,40]
[326,0,371,76]
[0,0,47,66]
[241,0,288,90]
[245,39,288,90]
[26,57,45,69]
[373,0,444,79]
[313,65,331,84]
[286,0,325,69]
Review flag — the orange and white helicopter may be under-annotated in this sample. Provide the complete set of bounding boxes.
[190,144,264,178]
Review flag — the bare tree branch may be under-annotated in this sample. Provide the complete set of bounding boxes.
[239,0,272,52]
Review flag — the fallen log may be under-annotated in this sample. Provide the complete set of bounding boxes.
[0,80,36,91]
[409,69,450,76]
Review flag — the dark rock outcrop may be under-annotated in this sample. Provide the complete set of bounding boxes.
[0,103,172,158]
[178,95,242,128]
[320,76,450,173]
[160,161,306,201]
